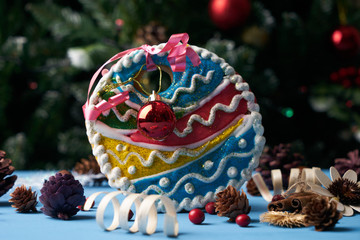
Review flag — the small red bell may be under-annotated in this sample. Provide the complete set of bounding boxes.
[136,91,176,140]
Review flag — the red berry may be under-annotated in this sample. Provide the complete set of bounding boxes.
[355,76,360,86]
[346,100,353,108]
[346,66,357,76]
[330,72,339,82]
[342,78,352,88]
[128,209,134,221]
[236,214,251,227]
[189,209,205,224]
[339,68,348,78]
[205,202,216,215]
[271,194,284,202]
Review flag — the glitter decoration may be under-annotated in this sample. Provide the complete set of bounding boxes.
[97,118,244,180]
[84,40,265,212]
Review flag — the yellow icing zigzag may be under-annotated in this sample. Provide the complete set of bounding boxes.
[98,118,244,180]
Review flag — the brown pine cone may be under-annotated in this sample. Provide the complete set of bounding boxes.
[9,185,38,213]
[74,155,101,175]
[73,155,106,185]
[302,196,342,231]
[0,150,17,197]
[215,185,251,222]
[246,178,261,196]
[135,21,167,45]
[256,144,303,190]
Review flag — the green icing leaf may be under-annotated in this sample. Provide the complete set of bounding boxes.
[98,110,137,129]
[100,90,115,101]
[97,101,137,129]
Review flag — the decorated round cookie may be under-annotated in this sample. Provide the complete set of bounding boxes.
[84,34,265,211]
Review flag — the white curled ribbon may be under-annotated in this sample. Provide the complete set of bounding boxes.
[252,167,321,202]
[83,191,179,237]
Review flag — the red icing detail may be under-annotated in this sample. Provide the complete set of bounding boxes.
[130,83,248,146]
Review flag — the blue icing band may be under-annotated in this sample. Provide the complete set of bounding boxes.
[134,124,256,204]
[112,52,225,109]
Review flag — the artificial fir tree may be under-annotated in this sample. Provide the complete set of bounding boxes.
[0,0,359,169]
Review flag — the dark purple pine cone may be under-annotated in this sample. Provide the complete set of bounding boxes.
[334,149,360,179]
[39,172,86,220]
[256,144,303,190]
[0,150,17,197]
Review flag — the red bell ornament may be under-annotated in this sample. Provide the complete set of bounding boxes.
[137,92,176,141]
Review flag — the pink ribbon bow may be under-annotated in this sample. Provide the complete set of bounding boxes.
[142,33,201,72]
[83,33,201,120]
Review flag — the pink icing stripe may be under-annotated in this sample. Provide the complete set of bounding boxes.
[83,33,201,120]
[130,84,248,146]
[84,92,130,121]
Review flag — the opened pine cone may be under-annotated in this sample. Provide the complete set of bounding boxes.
[73,155,106,185]
[215,185,251,222]
[135,21,167,45]
[74,155,101,175]
[302,196,342,231]
[255,144,303,190]
[9,185,38,213]
[246,178,261,196]
[0,150,17,197]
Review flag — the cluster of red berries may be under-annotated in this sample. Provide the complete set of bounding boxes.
[188,202,251,227]
[329,66,360,88]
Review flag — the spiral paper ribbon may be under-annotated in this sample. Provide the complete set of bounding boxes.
[252,167,321,202]
[83,191,179,237]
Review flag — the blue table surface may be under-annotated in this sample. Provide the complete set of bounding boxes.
[0,170,359,240]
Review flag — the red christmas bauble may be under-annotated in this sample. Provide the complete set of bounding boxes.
[189,208,205,224]
[331,25,360,57]
[208,0,251,30]
[235,214,251,227]
[137,100,176,140]
[205,202,216,215]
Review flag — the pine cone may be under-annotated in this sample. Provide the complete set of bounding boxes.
[39,171,86,220]
[135,21,167,45]
[0,150,17,197]
[215,185,251,222]
[303,196,342,231]
[246,178,261,196]
[74,155,101,175]
[256,144,303,190]
[334,149,360,179]
[9,185,37,213]
[73,155,106,185]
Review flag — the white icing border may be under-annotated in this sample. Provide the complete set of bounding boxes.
[85,44,265,211]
